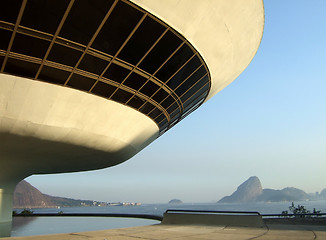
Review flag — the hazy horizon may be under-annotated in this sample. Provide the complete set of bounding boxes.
[24,175,326,204]
[26,0,326,204]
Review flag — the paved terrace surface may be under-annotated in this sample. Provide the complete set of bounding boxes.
[3,223,326,240]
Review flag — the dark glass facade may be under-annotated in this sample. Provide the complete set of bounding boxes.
[0,0,211,134]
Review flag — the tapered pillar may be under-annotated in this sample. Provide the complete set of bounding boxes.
[0,185,15,237]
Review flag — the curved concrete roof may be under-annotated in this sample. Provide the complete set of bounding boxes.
[0,0,265,179]
[0,74,159,180]
[0,1,264,234]
[0,0,265,182]
[131,0,265,100]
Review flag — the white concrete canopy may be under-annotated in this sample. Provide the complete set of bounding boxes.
[0,74,159,235]
[0,0,264,236]
[132,0,264,100]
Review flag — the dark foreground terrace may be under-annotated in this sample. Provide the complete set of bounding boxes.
[3,210,326,240]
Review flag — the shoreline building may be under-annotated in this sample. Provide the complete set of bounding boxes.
[0,0,264,236]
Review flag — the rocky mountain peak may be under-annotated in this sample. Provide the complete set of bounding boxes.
[218,176,263,203]
[14,180,52,208]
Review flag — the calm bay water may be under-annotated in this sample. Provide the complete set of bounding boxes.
[12,200,326,237]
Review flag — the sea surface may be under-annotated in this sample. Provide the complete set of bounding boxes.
[12,200,326,237]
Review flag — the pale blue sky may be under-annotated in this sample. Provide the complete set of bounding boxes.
[27,0,326,203]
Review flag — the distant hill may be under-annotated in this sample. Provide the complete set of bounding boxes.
[320,189,326,199]
[308,188,326,200]
[14,180,53,208]
[14,180,95,208]
[219,176,263,203]
[218,176,313,203]
[256,187,310,202]
[168,199,183,204]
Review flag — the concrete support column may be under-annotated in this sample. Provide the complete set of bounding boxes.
[0,186,14,237]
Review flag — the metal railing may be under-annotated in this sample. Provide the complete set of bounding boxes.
[165,209,261,216]
[165,209,326,219]
[261,212,326,218]
[13,210,326,222]
[14,213,163,221]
